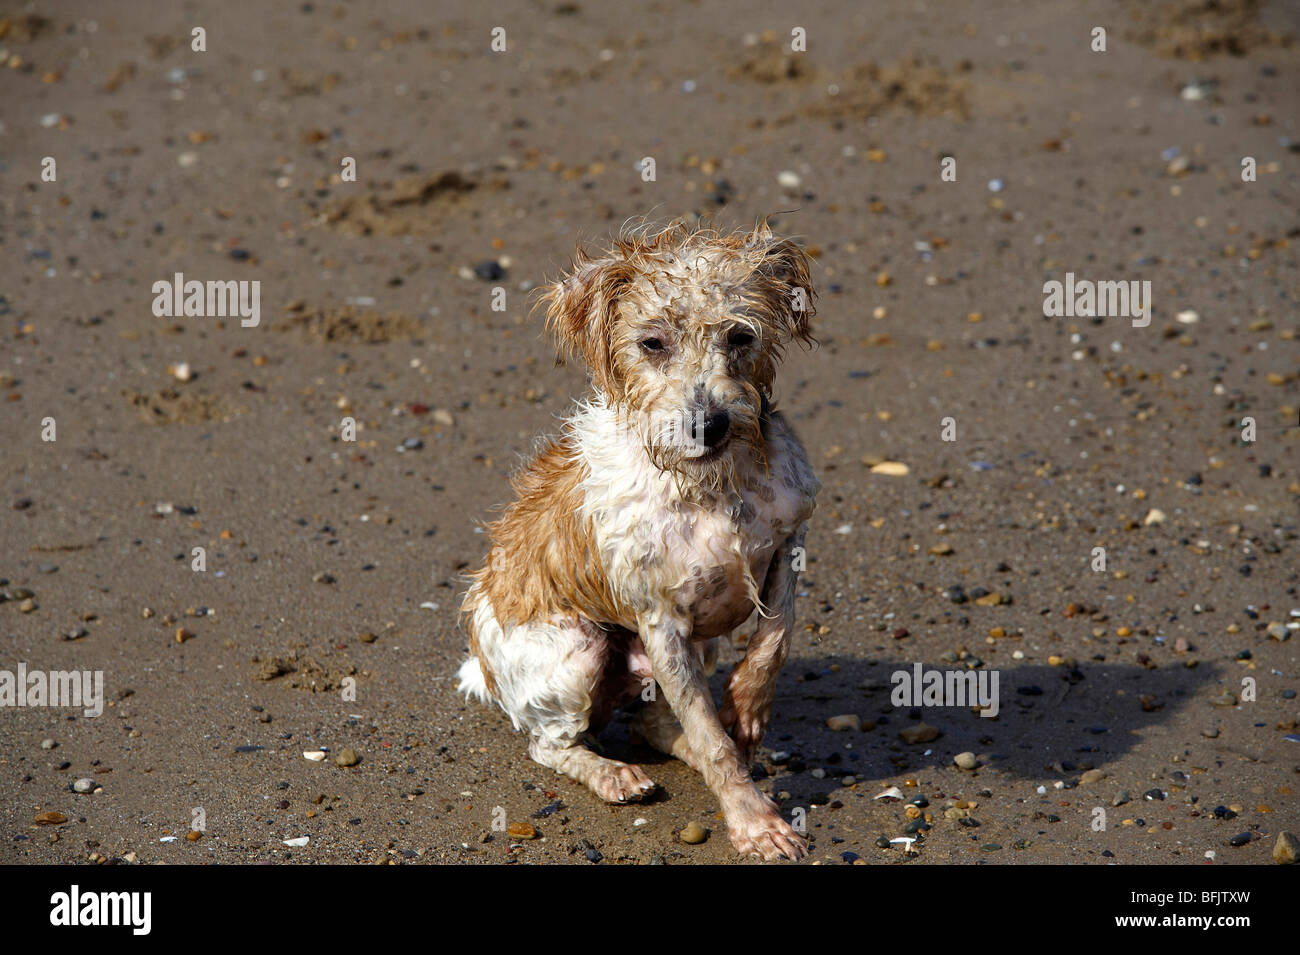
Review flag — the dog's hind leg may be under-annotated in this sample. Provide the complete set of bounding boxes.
[477,609,657,804]
[631,695,700,770]
[528,736,657,804]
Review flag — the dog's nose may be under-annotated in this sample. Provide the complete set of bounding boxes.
[701,409,730,448]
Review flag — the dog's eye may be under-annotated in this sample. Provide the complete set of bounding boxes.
[640,337,666,353]
[727,330,755,349]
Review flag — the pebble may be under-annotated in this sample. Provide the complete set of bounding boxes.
[679,821,708,844]
[1079,769,1107,784]
[1227,831,1253,847]
[1211,692,1238,707]
[18,598,36,613]
[1273,831,1298,865]
[35,811,67,825]
[954,752,978,770]
[899,723,940,744]
[283,836,310,847]
[826,714,861,732]
[474,260,505,281]
[334,748,360,767]
[1266,622,1289,641]
[874,786,904,801]
[73,778,95,793]
[40,739,56,750]
[1143,508,1166,526]
[185,830,202,841]
[303,750,326,762]
[507,822,537,840]
[870,461,910,477]
[776,170,801,190]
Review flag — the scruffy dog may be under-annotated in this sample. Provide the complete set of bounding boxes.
[457,221,819,861]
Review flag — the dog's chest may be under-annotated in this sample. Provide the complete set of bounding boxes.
[585,437,815,635]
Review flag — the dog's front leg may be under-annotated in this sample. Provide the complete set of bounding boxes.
[638,606,807,861]
[719,526,803,764]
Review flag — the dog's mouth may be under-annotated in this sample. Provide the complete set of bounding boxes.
[684,437,731,464]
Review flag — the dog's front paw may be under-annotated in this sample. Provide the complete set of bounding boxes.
[726,802,807,862]
[590,762,658,804]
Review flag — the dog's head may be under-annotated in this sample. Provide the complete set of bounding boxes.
[541,220,815,481]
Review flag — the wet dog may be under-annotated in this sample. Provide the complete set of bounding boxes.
[457,221,819,860]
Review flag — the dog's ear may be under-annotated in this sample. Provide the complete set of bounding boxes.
[753,231,816,346]
[540,253,633,393]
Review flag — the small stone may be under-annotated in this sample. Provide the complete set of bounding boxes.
[185,830,202,841]
[40,739,56,750]
[1266,622,1289,641]
[954,752,978,770]
[1212,691,1238,707]
[1143,508,1166,526]
[334,748,360,767]
[506,822,537,840]
[35,811,67,825]
[283,836,310,847]
[473,260,505,281]
[870,461,910,477]
[1080,769,1107,785]
[358,631,377,644]
[73,778,95,793]
[175,628,194,643]
[899,723,940,744]
[1201,726,1220,738]
[928,543,954,556]
[18,598,36,613]
[312,572,336,585]
[776,170,801,190]
[679,821,708,844]
[1227,831,1253,847]
[1273,831,1298,864]
[303,750,326,762]
[826,714,861,732]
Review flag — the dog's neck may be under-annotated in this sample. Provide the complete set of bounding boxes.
[572,397,764,507]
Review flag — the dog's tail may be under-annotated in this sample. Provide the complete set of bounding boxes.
[456,656,492,704]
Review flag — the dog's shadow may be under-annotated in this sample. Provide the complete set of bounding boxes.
[600,654,1219,788]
